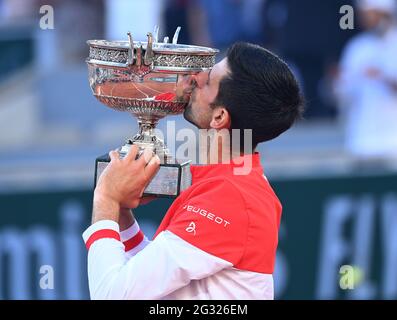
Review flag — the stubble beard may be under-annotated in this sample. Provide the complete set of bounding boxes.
[183,91,199,128]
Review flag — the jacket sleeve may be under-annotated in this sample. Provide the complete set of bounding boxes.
[83,179,248,300]
[82,220,232,300]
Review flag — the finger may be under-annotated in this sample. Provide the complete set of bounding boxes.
[124,144,139,162]
[137,148,154,167]
[144,154,160,180]
[109,150,120,162]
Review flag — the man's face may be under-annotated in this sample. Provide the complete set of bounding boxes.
[183,58,229,129]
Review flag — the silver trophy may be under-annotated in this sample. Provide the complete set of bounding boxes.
[87,27,219,197]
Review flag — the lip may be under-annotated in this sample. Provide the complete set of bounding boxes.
[183,86,194,96]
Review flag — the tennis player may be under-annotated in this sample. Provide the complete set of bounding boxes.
[83,42,304,299]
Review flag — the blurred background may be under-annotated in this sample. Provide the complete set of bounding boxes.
[1,0,397,299]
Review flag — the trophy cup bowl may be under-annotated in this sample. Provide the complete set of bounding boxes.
[87,28,219,197]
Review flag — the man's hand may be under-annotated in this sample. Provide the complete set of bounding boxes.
[92,145,160,224]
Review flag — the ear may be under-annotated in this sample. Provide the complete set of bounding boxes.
[210,107,231,129]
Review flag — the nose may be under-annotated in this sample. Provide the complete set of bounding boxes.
[191,71,208,88]
[179,74,196,93]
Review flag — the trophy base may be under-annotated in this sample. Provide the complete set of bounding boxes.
[94,154,192,198]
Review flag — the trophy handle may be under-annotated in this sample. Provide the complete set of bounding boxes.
[172,26,181,44]
[144,32,154,66]
[127,32,135,66]
[125,32,152,78]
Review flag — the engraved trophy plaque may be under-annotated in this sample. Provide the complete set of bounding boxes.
[87,27,219,197]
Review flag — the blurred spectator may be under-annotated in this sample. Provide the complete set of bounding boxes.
[0,0,37,23]
[105,0,165,41]
[163,0,192,44]
[189,0,265,52]
[266,0,357,119]
[56,0,104,64]
[335,0,397,160]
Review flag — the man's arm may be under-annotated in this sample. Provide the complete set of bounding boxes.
[119,208,135,231]
[83,227,232,299]
[84,145,247,299]
[84,175,248,299]
[89,145,158,261]
[86,144,232,300]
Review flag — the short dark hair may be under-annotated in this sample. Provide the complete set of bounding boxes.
[211,42,304,149]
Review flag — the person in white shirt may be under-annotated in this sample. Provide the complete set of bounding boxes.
[335,0,397,160]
